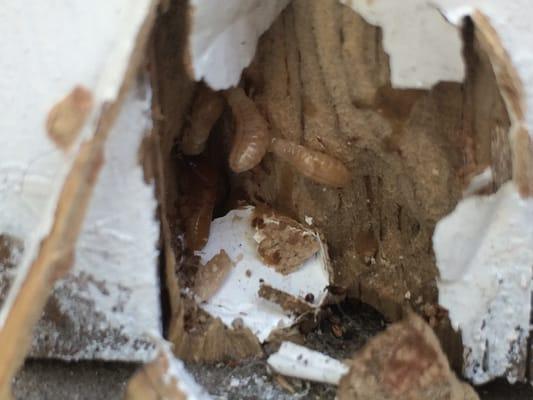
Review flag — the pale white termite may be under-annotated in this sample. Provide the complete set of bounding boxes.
[224,87,271,173]
[181,84,224,155]
[270,137,351,187]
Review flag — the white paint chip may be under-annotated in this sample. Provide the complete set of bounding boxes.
[267,341,349,385]
[196,207,330,342]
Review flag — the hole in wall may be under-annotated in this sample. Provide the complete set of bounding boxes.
[150,0,511,369]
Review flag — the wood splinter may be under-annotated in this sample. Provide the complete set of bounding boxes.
[224,87,271,173]
[270,137,351,188]
[258,283,314,316]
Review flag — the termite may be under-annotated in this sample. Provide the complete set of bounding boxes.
[224,87,271,173]
[269,137,351,187]
[179,156,219,251]
[181,83,224,155]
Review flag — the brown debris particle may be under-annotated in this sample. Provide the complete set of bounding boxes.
[46,86,93,149]
[337,314,478,400]
[193,250,234,302]
[331,324,343,338]
[125,351,187,400]
[258,284,314,316]
[253,208,321,275]
[274,374,296,394]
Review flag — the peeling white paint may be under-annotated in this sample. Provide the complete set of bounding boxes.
[434,182,533,384]
[189,0,290,89]
[31,79,161,361]
[0,0,157,358]
[267,341,349,385]
[196,207,330,342]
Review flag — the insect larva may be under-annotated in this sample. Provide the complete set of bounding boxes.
[180,157,219,251]
[269,137,351,187]
[224,87,270,173]
[193,250,234,302]
[181,84,224,155]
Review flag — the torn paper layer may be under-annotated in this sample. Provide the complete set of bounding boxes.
[195,206,330,342]
[189,0,290,89]
[434,182,533,384]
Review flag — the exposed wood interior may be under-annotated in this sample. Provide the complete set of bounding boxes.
[151,0,511,370]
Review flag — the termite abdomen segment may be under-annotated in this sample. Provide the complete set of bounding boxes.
[181,83,224,156]
[225,87,270,173]
[270,138,351,188]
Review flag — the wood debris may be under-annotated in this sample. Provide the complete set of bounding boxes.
[337,313,479,400]
[252,207,321,275]
[258,284,314,316]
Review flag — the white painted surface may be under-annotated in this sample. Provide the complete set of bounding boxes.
[196,207,330,342]
[434,182,533,384]
[267,341,349,385]
[32,80,161,361]
[340,0,465,88]
[0,0,157,359]
[189,0,290,89]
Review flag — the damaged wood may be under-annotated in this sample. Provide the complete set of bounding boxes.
[337,314,479,400]
[234,0,465,326]
[470,11,532,198]
[168,298,262,363]
[258,284,314,316]
[230,1,512,368]
[151,2,264,363]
